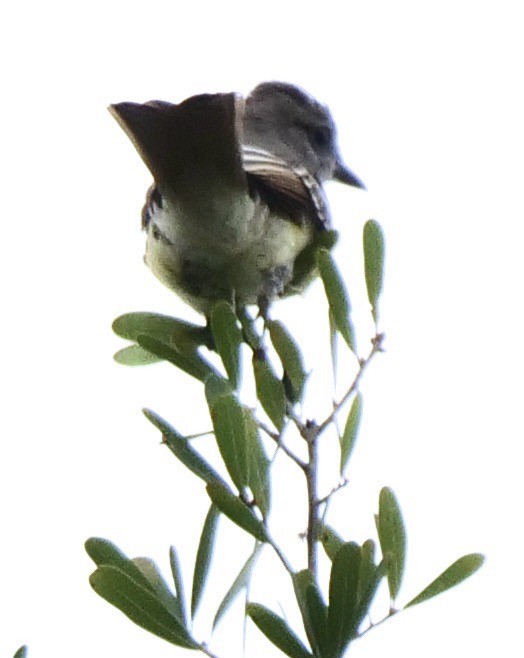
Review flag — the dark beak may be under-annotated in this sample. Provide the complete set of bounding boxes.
[333,161,366,190]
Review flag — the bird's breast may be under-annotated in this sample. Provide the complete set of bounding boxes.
[144,197,315,313]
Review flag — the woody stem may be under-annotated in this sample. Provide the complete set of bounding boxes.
[305,425,320,577]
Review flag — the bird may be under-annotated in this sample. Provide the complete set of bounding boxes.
[109,82,365,317]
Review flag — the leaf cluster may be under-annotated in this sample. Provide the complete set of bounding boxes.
[80,220,484,658]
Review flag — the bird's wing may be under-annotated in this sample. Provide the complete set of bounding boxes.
[141,185,163,230]
[241,145,331,229]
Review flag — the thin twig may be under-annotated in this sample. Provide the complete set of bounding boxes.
[287,408,311,440]
[266,530,295,575]
[241,308,307,471]
[256,419,280,442]
[199,642,222,658]
[316,477,350,507]
[316,333,385,437]
[357,608,398,639]
[243,542,258,655]
[257,419,307,470]
[184,430,214,440]
[318,477,350,531]
[287,335,384,579]
[238,307,263,351]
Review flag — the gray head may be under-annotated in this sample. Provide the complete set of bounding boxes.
[243,82,364,188]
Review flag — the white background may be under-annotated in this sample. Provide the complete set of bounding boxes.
[1,1,523,657]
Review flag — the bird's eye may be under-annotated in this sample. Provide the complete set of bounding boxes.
[311,127,332,148]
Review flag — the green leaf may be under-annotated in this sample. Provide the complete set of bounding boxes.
[327,542,361,656]
[340,393,363,473]
[137,335,217,382]
[292,570,328,655]
[86,539,189,628]
[208,390,249,491]
[213,546,262,629]
[89,565,198,649]
[210,301,243,389]
[204,373,233,407]
[290,228,339,293]
[292,569,318,654]
[319,525,345,561]
[405,553,485,608]
[206,483,268,543]
[357,539,376,602]
[305,584,329,657]
[132,556,181,621]
[143,409,225,486]
[355,553,388,627]
[113,344,163,366]
[253,350,286,431]
[378,487,407,601]
[243,407,271,517]
[85,536,129,567]
[13,646,28,658]
[329,309,338,382]
[317,248,356,354]
[247,603,313,658]
[169,546,188,625]
[113,312,209,346]
[238,307,262,351]
[268,320,307,403]
[85,538,157,593]
[191,505,220,619]
[363,220,385,324]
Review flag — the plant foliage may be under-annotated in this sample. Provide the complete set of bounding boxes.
[84,220,483,658]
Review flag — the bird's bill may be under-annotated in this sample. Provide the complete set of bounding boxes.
[333,161,366,190]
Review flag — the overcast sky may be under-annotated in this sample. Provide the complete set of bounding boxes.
[1,1,523,657]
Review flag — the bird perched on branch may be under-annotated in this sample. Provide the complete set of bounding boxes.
[110,82,365,316]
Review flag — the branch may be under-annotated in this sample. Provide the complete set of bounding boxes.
[257,419,307,470]
[316,333,385,437]
[284,418,322,576]
[286,335,384,580]
[316,476,350,508]
[305,427,320,576]
[266,529,295,576]
[318,477,350,531]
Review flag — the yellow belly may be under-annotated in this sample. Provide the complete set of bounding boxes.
[144,203,315,314]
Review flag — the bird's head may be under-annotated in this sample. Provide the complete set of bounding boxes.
[244,81,365,189]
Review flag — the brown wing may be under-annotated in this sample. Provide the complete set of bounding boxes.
[242,145,331,230]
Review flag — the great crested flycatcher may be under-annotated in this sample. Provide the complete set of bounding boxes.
[110,82,365,316]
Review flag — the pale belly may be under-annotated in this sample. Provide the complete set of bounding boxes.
[144,201,315,314]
